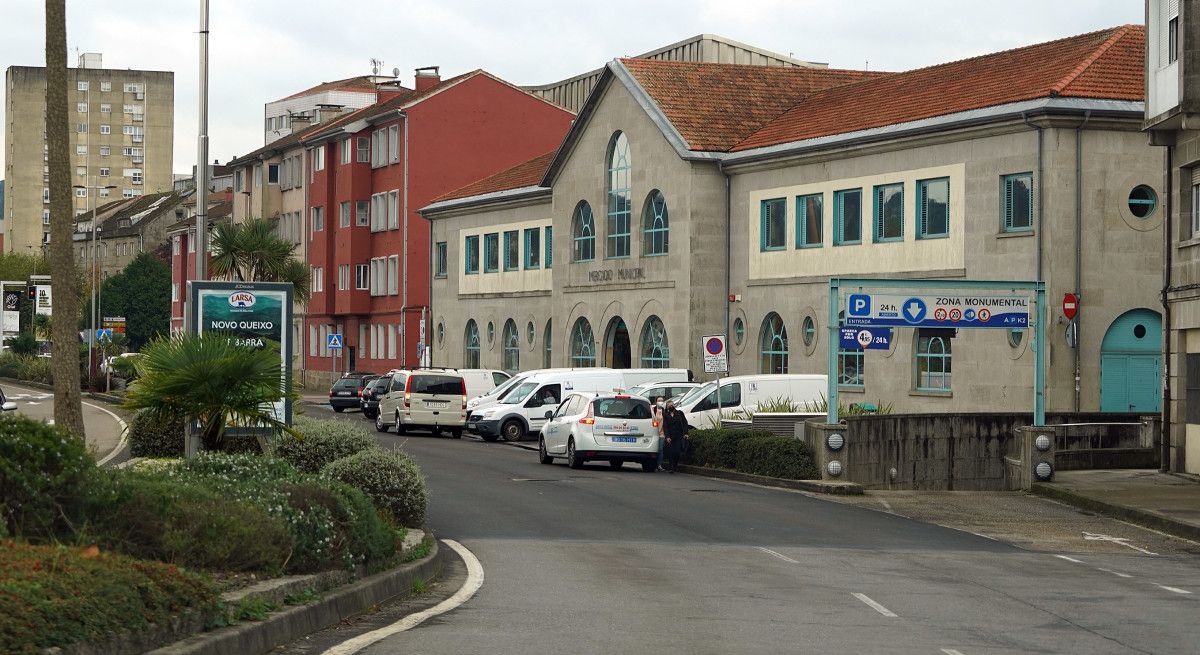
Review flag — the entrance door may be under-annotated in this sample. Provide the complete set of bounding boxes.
[1099,309,1162,412]
[605,318,631,369]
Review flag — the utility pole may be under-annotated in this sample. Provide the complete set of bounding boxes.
[195,0,210,281]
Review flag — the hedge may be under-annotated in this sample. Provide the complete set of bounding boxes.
[277,416,376,473]
[0,540,218,654]
[323,448,428,528]
[128,410,187,458]
[0,414,94,538]
[683,428,818,480]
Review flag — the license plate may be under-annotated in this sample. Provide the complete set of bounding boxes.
[467,423,477,429]
[338,391,352,396]
[426,401,448,408]
[613,436,637,443]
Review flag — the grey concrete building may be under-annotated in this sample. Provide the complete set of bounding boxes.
[1145,0,1199,473]
[73,190,187,278]
[425,26,1163,416]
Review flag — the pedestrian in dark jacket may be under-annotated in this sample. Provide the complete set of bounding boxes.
[661,400,688,473]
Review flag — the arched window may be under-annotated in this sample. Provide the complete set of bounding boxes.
[572,201,595,262]
[502,319,519,374]
[464,319,480,368]
[759,312,788,374]
[639,316,669,368]
[838,310,864,388]
[606,132,631,258]
[915,330,952,390]
[642,190,668,255]
[544,319,552,368]
[570,317,596,367]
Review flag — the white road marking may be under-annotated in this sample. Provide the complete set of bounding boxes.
[970,532,998,542]
[1097,568,1133,579]
[851,592,897,617]
[1055,555,1084,564]
[941,649,966,655]
[1152,583,1192,595]
[878,498,894,512]
[1082,532,1158,556]
[320,539,484,655]
[755,547,799,564]
[88,400,129,467]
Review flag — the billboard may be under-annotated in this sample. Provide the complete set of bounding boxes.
[2,287,20,334]
[34,285,51,316]
[188,281,293,438]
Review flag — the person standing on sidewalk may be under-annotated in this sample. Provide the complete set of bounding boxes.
[652,396,666,470]
[661,400,689,473]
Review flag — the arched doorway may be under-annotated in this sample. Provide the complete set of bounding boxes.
[604,317,631,369]
[1100,309,1161,412]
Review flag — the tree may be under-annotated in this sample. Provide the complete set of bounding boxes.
[84,252,170,351]
[45,0,84,437]
[124,333,295,451]
[209,218,310,301]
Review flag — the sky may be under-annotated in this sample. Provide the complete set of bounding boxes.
[0,0,1144,175]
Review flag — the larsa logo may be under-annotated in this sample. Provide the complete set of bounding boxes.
[228,292,256,308]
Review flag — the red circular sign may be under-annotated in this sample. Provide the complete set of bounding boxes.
[934,308,948,321]
[705,337,724,355]
[978,308,992,322]
[949,308,962,322]
[1063,293,1078,320]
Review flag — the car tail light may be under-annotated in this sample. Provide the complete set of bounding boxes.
[404,376,412,408]
[615,395,629,399]
[461,379,468,410]
[579,403,595,425]
[652,420,660,428]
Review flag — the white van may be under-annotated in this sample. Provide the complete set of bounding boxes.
[375,369,469,437]
[452,369,511,399]
[673,374,827,430]
[470,368,692,441]
[467,368,574,412]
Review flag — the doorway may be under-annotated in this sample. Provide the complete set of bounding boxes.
[1099,309,1161,412]
[605,317,631,369]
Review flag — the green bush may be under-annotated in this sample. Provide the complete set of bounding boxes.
[323,448,427,527]
[277,416,376,473]
[683,428,818,480]
[0,540,219,654]
[0,353,52,385]
[0,415,94,538]
[128,410,186,458]
[7,332,38,357]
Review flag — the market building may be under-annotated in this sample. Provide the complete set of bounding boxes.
[424,25,1162,414]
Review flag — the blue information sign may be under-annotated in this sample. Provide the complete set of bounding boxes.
[839,327,892,350]
[843,293,1029,329]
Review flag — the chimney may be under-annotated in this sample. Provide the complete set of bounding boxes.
[414,66,440,92]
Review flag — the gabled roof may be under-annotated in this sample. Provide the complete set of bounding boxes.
[432,151,555,204]
[733,25,1144,151]
[620,59,888,152]
[272,75,378,103]
[74,190,187,240]
[227,121,329,166]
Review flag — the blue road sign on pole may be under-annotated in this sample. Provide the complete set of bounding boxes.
[842,292,1029,329]
[327,333,343,349]
[839,327,891,350]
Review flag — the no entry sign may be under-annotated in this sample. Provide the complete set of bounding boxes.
[702,335,727,373]
[1063,293,1078,320]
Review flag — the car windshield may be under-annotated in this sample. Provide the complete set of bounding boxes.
[484,374,526,399]
[371,377,391,391]
[502,381,539,404]
[594,398,652,419]
[677,382,714,407]
[409,375,462,395]
[333,378,360,390]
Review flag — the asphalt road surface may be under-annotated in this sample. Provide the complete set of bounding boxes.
[3,381,126,463]
[282,407,1199,655]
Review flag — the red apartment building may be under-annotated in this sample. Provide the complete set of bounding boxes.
[167,192,233,333]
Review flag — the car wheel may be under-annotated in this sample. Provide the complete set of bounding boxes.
[374,412,389,433]
[609,459,624,470]
[641,460,657,473]
[394,412,407,435]
[539,438,554,465]
[567,439,583,469]
[501,419,524,442]
[450,428,463,439]
[333,406,345,413]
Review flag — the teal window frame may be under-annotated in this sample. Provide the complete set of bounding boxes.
[916,177,950,239]
[639,315,670,368]
[606,132,632,259]
[795,193,823,248]
[1128,185,1158,219]
[733,318,744,345]
[570,318,596,367]
[915,330,952,391]
[1001,173,1034,232]
[502,319,520,374]
[759,312,789,374]
[545,226,553,268]
[838,348,864,388]
[503,230,519,271]
[872,183,904,242]
[544,319,553,367]
[833,188,862,245]
[483,232,499,273]
[464,235,479,275]
[760,198,786,251]
[434,241,447,278]
[524,228,540,269]
[464,320,481,368]
[802,315,816,347]
[572,202,595,262]
[642,190,669,256]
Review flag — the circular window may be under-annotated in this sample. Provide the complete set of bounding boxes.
[1008,328,1024,348]
[802,316,816,347]
[487,321,495,344]
[1133,324,1147,339]
[527,321,536,345]
[733,318,744,345]
[1127,185,1157,219]
[437,321,445,346]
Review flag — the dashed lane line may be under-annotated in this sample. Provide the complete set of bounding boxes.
[941,649,966,655]
[851,592,898,618]
[754,546,799,564]
[1055,555,1084,564]
[1097,568,1133,579]
[1152,583,1192,595]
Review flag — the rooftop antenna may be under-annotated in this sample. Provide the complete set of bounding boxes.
[865,60,870,71]
[392,67,400,78]
[370,58,383,76]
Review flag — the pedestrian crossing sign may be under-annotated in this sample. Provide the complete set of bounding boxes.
[327,333,343,349]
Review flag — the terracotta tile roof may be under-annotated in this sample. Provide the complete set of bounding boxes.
[620,59,889,152]
[228,121,329,165]
[302,71,481,143]
[733,25,1145,151]
[274,75,379,102]
[432,151,555,203]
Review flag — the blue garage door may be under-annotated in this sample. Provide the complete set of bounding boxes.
[1099,309,1161,413]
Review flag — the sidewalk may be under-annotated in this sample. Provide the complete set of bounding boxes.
[1032,469,1200,542]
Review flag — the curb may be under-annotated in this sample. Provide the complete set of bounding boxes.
[0,376,124,405]
[677,464,864,495]
[146,539,447,655]
[1030,483,1200,543]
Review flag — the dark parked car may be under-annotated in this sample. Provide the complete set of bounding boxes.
[328,373,375,412]
[359,374,392,420]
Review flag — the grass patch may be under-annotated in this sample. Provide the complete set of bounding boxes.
[402,535,432,563]
[283,588,321,606]
[410,578,429,595]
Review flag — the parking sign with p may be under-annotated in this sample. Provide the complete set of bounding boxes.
[848,294,871,317]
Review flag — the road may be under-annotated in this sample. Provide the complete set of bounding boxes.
[281,407,1200,655]
[2,381,127,463]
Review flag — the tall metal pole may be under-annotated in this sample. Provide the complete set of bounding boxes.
[89,179,98,376]
[194,0,210,281]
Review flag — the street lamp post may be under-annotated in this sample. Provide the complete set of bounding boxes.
[72,180,117,383]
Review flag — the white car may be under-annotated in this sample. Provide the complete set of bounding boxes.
[375,370,468,437]
[538,393,659,472]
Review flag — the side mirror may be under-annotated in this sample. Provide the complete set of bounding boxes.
[1,402,16,412]
[544,410,554,419]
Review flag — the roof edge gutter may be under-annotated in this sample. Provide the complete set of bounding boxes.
[420,185,552,216]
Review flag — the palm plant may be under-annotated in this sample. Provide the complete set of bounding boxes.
[124,332,296,451]
[209,218,310,301]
